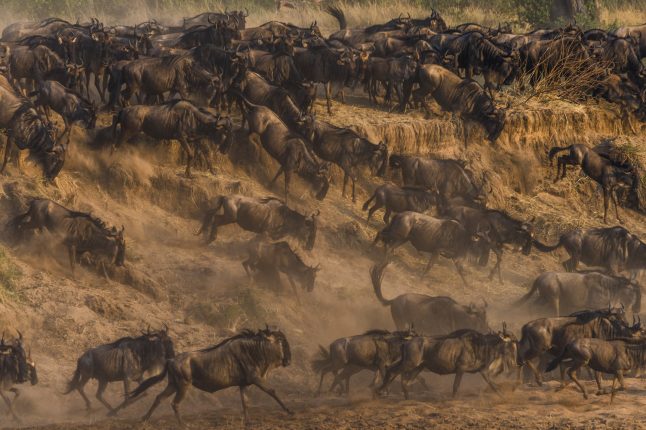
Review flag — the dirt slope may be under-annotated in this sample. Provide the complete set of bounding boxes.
[1,95,646,429]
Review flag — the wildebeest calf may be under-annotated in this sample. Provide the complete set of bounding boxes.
[363,184,438,223]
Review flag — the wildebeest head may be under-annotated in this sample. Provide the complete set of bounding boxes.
[142,325,175,360]
[314,163,331,201]
[42,142,66,182]
[465,300,488,332]
[262,326,291,367]
[371,141,388,178]
[8,331,37,385]
[298,263,321,292]
[518,217,535,255]
[483,107,506,142]
[489,322,518,376]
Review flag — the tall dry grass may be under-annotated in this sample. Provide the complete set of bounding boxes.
[0,0,644,34]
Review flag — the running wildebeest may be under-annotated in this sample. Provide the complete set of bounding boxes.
[546,145,635,222]
[301,117,388,202]
[30,79,96,145]
[515,307,632,386]
[534,226,646,274]
[545,337,646,402]
[0,332,38,422]
[196,195,320,250]
[387,154,489,204]
[515,271,642,316]
[311,328,418,396]
[0,74,64,181]
[125,327,292,425]
[63,326,174,414]
[363,184,438,223]
[236,95,329,201]
[403,64,506,144]
[377,326,517,399]
[111,99,233,177]
[370,262,489,333]
[373,212,489,286]
[242,239,320,300]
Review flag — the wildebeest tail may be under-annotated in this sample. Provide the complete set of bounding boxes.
[545,346,569,372]
[514,280,540,306]
[62,365,82,395]
[547,146,571,163]
[371,261,393,306]
[128,363,168,400]
[325,5,347,30]
[195,195,225,236]
[311,345,332,373]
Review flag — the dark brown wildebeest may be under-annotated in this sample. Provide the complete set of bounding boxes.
[612,24,646,58]
[545,337,646,401]
[301,117,388,202]
[403,64,506,144]
[236,96,329,202]
[363,184,438,223]
[515,271,642,316]
[7,44,65,93]
[534,226,646,274]
[440,205,544,283]
[30,79,96,145]
[196,195,319,250]
[242,239,320,300]
[63,327,174,415]
[377,326,517,399]
[388,154,489,204]
[182,10,248,30]
[363,55,418,108]
[373,212,489,286]
[125,327,292,425]
[370,262,489,333]
[111,99,233,177]
[0,75,64,181]
[311,328,418,396]
[0,332,38,422]
[548,143,590,181]
[515,307,632,386]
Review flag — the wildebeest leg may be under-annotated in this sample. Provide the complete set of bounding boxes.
[566,363,588,399]
[525,359,543,386]
[325,81,333,114]
[453,259,470,288]
[68,245,77,277]
[0,136,12,175]
[488,247,503,283]
[611,187,622,223]
[452,370,464,397]
[480,371,502,397]
[76,373,92,410]
[94,72,105,103]
[315,367,333,396]
[610,374,619,403]
[285,274,302,304]
[594,371,604,395]
[170,383,189,426]
[178,136,195,178]
[239,386,250,424]
[603,187,610,224]
[383,209,392,224]
[142,382,176,422]
[95,380,115,413]
[0,390,19,422]
[251,378,293,415]
[422,253,439,276]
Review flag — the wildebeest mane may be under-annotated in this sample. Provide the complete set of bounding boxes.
[199,329,260,352]
[362,329,391,336]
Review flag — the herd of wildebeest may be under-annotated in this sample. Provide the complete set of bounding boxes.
[2,4,646,426]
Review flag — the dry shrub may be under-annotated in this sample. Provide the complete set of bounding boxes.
[514,38,612,105]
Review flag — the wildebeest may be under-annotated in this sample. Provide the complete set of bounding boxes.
[546,144,635,222]
[63,327,174,414]
[370,262,489,333]
[404,64,506,144]
[373,212,489,286]
[311,328,417,396]
[30,79,96,144]
[7,45,65,93]
[196,195,319,250]
[515,307,631,386]
[534,226,646,274]
[377,326,517,399]
[548,143,590,181]
[388,154,489,204]
[516,271,642,316]
[242,239,320,300]
[236,96,329,201]
[301,117,388,201]
[363,184,437,223]
[125,327,292,425]
[111,99,233,177]
[363,55,418,108]
[0,74,64,181]
[545,337,646,401]
[0,332,38,422]
[440,205,541,283]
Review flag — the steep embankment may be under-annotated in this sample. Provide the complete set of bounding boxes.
[0,96,645,427]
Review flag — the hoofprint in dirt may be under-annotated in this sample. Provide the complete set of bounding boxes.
[19,380,646,430]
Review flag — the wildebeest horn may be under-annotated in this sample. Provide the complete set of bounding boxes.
[1,332,4,345]
[482,299,488,308]
[17,330,23,341]
[162,323,168,333]
[208,15,216,24]
[244,8,249,17]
